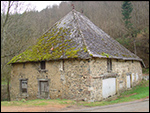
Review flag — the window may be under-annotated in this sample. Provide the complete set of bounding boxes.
[20,79,28,94]
[40,61,46,69]
[107,59,112,72]
[23,63,25,68]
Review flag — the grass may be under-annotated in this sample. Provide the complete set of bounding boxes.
[1,81,7,85]
[142,68,149,74]
[1,80,149,107]
[1,98,76,107]
[77,80,149,107]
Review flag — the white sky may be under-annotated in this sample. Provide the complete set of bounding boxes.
[24,1,62,11]
[1,1,62,14]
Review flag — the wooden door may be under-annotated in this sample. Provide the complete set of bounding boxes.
[40,81,49,98]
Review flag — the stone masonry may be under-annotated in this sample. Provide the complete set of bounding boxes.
[10,58,142,101]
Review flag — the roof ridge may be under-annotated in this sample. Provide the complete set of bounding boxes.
[74,11,92,56]
[42,10,72,36]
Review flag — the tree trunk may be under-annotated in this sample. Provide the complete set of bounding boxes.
[133,39,137,55]
[7,78,10,101]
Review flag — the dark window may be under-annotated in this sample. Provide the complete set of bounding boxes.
[62,60,64,70]
[41,61,46,69]
[23,63,25,68]
[107,59,112,72]
[20,79,28,93]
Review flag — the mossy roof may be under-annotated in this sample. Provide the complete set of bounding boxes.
[7,9,145,67]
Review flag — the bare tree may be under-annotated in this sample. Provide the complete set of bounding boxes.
[1,1,33,101]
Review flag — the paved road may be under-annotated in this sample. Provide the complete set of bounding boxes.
[64,98,149,112]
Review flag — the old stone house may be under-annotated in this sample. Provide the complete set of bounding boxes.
[8,9,145,102]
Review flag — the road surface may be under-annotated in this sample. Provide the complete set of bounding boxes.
[61,98,149,112]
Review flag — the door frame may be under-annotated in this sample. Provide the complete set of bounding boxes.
[37,79,50,99]
[102,77,116,99]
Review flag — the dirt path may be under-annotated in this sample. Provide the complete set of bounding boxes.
[1,97,149,112]
[1,104,68,112]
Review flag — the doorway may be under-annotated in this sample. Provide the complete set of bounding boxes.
[38,79,50,99]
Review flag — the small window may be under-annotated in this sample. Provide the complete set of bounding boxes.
[20,79,28,94]
[23,63,25,68]
[41,61,46,69]
[107,59,112,72]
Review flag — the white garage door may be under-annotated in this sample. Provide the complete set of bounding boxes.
[126,75,131,88]
[136,73,138,81]
[102,78,116,98]
[132,73,134,83]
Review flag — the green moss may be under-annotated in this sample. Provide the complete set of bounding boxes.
[8,27,81,64]
[121,54,132,58]
[101,52,109,58]
[122,54,127,57]
[114,53,119,57]
[90,54,93,57]
[83,46,88,53]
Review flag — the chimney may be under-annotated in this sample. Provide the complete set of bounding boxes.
[71,4,74,10]
[81,9,83,13]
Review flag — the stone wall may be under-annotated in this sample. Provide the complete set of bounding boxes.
[10,61,62,100]
[88,58,142,101]
[62,59,91,101]
[10,58,142,101]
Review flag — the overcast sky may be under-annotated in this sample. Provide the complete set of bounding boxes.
[24,1,62,11]
[1,1,63,14]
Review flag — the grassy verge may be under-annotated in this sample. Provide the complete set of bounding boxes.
[1,98,76,107]
[142,68,149,74]
[77,80,149,107]
[1,80,149,107]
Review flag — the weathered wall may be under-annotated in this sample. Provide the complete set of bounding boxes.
[10,59,92,101]
[62,59,91,101]
[10,61,62,101]
[88,58,142,102]
[10,58,142,101]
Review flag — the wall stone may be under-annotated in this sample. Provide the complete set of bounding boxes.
[10,58,142,101]
[87,58,142,101]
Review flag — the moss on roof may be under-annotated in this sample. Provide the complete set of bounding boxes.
[8,9,144,66]
[7,27,81,64]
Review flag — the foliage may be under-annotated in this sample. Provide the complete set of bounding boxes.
[121,1,133,30]
[142,68,149,74]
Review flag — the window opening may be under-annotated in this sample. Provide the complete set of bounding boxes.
[23,63,25,68]
[41,61,46,69]
[107,59,112,72]
[20,79,28,94]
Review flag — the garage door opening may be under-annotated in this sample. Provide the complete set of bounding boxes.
[102,78,116,99]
